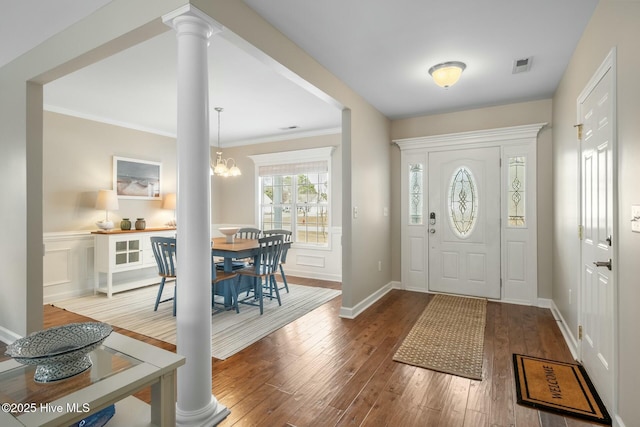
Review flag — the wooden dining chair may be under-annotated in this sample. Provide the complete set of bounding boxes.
[263,229,292,293]
[235,235,283,314]
[150,237,177,316]
[236,227,261,239]
[211,257,239,314]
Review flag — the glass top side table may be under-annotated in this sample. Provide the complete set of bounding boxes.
[0,332,184,427]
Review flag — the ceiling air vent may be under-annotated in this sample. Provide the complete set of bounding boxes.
[512,57,532,74]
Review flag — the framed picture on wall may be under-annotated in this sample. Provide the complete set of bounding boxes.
[113,156,162,200]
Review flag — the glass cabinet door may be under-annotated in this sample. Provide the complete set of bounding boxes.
[114,238,142,266]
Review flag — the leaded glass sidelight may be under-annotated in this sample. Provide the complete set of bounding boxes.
[448,167,478,237]
[508,156,526,227]
[409,163,424,224]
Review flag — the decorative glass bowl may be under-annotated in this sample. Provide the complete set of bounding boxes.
[5,322,113,383]
[219,227,240,243]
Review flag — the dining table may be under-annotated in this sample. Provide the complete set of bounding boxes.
[210,237,291,307]
[211,237,292,271]
[211,237,262,272]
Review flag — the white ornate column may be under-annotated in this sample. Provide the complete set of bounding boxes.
[163,5,229,426]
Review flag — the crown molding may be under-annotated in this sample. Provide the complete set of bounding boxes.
[394,122,547,151]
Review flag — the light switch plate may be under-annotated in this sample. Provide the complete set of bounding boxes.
[632,205,640,232]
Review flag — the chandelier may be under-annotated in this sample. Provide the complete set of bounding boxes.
[211,107,241,177]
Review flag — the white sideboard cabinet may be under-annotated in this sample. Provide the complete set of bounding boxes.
[92,228,176,297]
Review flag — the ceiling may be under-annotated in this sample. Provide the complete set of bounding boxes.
[2,0,599,146]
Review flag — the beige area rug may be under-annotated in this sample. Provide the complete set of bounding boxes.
[53,283,341,360]
[393,294,487,380]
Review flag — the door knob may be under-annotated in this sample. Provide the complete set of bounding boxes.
[593,259,612,271]
[429,229,436,234]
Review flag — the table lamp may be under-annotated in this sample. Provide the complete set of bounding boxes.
[95,189,119,231]
[163,192,177,226]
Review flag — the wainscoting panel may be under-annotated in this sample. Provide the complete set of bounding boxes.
[43,248,71,287]
[296,255,325,268]
[43,232,95,303]
[287,226,342,281]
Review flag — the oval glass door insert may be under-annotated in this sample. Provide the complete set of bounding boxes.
[448,166,478,237]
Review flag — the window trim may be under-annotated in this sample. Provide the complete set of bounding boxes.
[249,147,335,249]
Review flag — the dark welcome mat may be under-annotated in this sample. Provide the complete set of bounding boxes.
[513,354,611,425]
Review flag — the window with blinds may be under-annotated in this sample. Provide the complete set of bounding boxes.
[256,152,331,247]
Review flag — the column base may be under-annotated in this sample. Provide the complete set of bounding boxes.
[176,396,230,427]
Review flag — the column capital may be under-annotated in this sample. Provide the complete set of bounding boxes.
[163,4,223,38]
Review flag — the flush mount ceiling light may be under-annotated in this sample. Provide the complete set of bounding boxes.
[428,61,467,88]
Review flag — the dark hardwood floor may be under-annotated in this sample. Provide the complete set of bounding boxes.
[1,276,597,426]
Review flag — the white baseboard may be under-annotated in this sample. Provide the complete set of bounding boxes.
[285,268,341,283]
[501,297,535,306]
[549,300,579,360]
[339,282,393,319]
[43,288,94,305]
[537,297,553,308]
[0,325,21,345]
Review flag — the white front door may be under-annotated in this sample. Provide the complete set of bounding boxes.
[428,147,501,298]
[579,56,615,412]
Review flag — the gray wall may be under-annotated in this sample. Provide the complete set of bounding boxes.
[552,0,640,424]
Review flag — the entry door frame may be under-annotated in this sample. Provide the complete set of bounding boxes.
[395,123,546,305]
